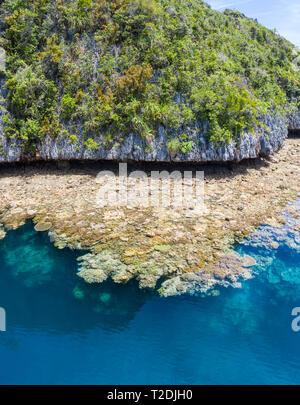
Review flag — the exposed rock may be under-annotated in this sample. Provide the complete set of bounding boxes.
[34,222,52,232]
[0,47,5,72]
[0,108,298,163]
[289,109,300,130]
[36,112,291,163]
[0,76,22,163]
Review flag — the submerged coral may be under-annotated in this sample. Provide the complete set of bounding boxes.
[241,198,300,253]
[237,198,300,300]
[0,225,56,287]
[156,253,254,297]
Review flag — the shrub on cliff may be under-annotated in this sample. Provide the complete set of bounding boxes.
[0,0,299,152]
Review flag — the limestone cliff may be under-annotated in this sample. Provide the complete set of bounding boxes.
[0,105,298,162]
[0,0,299,163]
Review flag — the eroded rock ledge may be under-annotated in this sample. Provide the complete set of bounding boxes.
[0,102,299,163]
[0,138,299,296]
[0,62,299,164]
[36,112,291,163]
[289,110,300,131]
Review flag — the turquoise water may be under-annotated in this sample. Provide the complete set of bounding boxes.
[0,200,299,385]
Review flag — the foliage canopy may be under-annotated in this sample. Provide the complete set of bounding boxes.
[0,0,299,151]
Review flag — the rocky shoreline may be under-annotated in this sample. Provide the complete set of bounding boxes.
[0,111,297,164]
[0,137,299,296]
[36,111,292,163]
[0,73,299,164]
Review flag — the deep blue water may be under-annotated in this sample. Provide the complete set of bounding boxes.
[0,201,299,385]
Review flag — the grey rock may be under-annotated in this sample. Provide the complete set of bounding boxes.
[288,109,300,130]
[0,77,22,162]
[0,27,298,165]
[165,7,177,16]
[0,73,299,165]
[36,111,290,163]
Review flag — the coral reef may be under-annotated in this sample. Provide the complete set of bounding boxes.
[237,198,300,301]
[0,138,299,296]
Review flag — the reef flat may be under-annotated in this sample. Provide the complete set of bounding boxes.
[0,138,299,296]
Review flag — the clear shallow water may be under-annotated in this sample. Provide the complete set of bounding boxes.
[0,202,299,385]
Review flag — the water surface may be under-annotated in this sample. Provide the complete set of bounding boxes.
[0,200,299,385]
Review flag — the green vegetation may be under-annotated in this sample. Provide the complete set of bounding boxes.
[166,133,194,154]
[0,0,299,152]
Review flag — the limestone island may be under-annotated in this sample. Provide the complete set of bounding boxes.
[0,0,299,296]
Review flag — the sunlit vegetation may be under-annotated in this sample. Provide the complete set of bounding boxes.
[0,0,299,152]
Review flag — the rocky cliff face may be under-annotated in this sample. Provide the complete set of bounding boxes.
[289,110,300,130]
[37,112,291,162]
[0,76,21,162]
[0,108,298,163]
[0,54,298,164]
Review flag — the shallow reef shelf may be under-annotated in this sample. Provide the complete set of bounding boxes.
[0,138,299,296]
